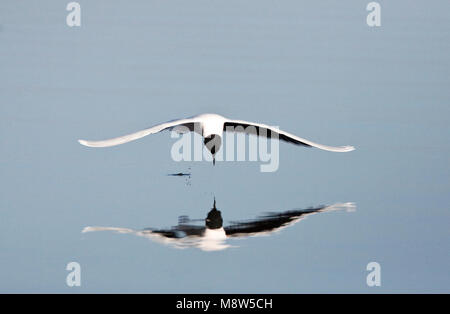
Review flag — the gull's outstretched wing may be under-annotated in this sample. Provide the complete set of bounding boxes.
[82,224,218,250]
[223,119,354,152]
[78,117,200,148]
[224,203,355,238]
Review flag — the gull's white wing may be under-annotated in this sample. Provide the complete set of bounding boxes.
[225,202,355,238]
[223,119,354,152]
[82,225,230,251]
[78,117,199,148]
[82,226,134,234]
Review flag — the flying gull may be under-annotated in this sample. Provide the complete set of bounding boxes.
[78,113,355,164]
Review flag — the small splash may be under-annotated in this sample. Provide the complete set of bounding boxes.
[167,167,192,186]
[167,172,191,177]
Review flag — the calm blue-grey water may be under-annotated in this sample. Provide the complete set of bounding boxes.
[0,1,449,293]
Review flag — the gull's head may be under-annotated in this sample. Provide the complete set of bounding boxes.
[205,207,223,230]
[203,134,222,162]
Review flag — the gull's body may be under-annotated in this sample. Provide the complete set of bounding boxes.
[78,113,354,163]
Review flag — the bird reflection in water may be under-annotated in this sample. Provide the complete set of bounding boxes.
[82,199,355,251]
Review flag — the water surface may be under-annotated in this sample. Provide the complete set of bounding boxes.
[0,1,449,293]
